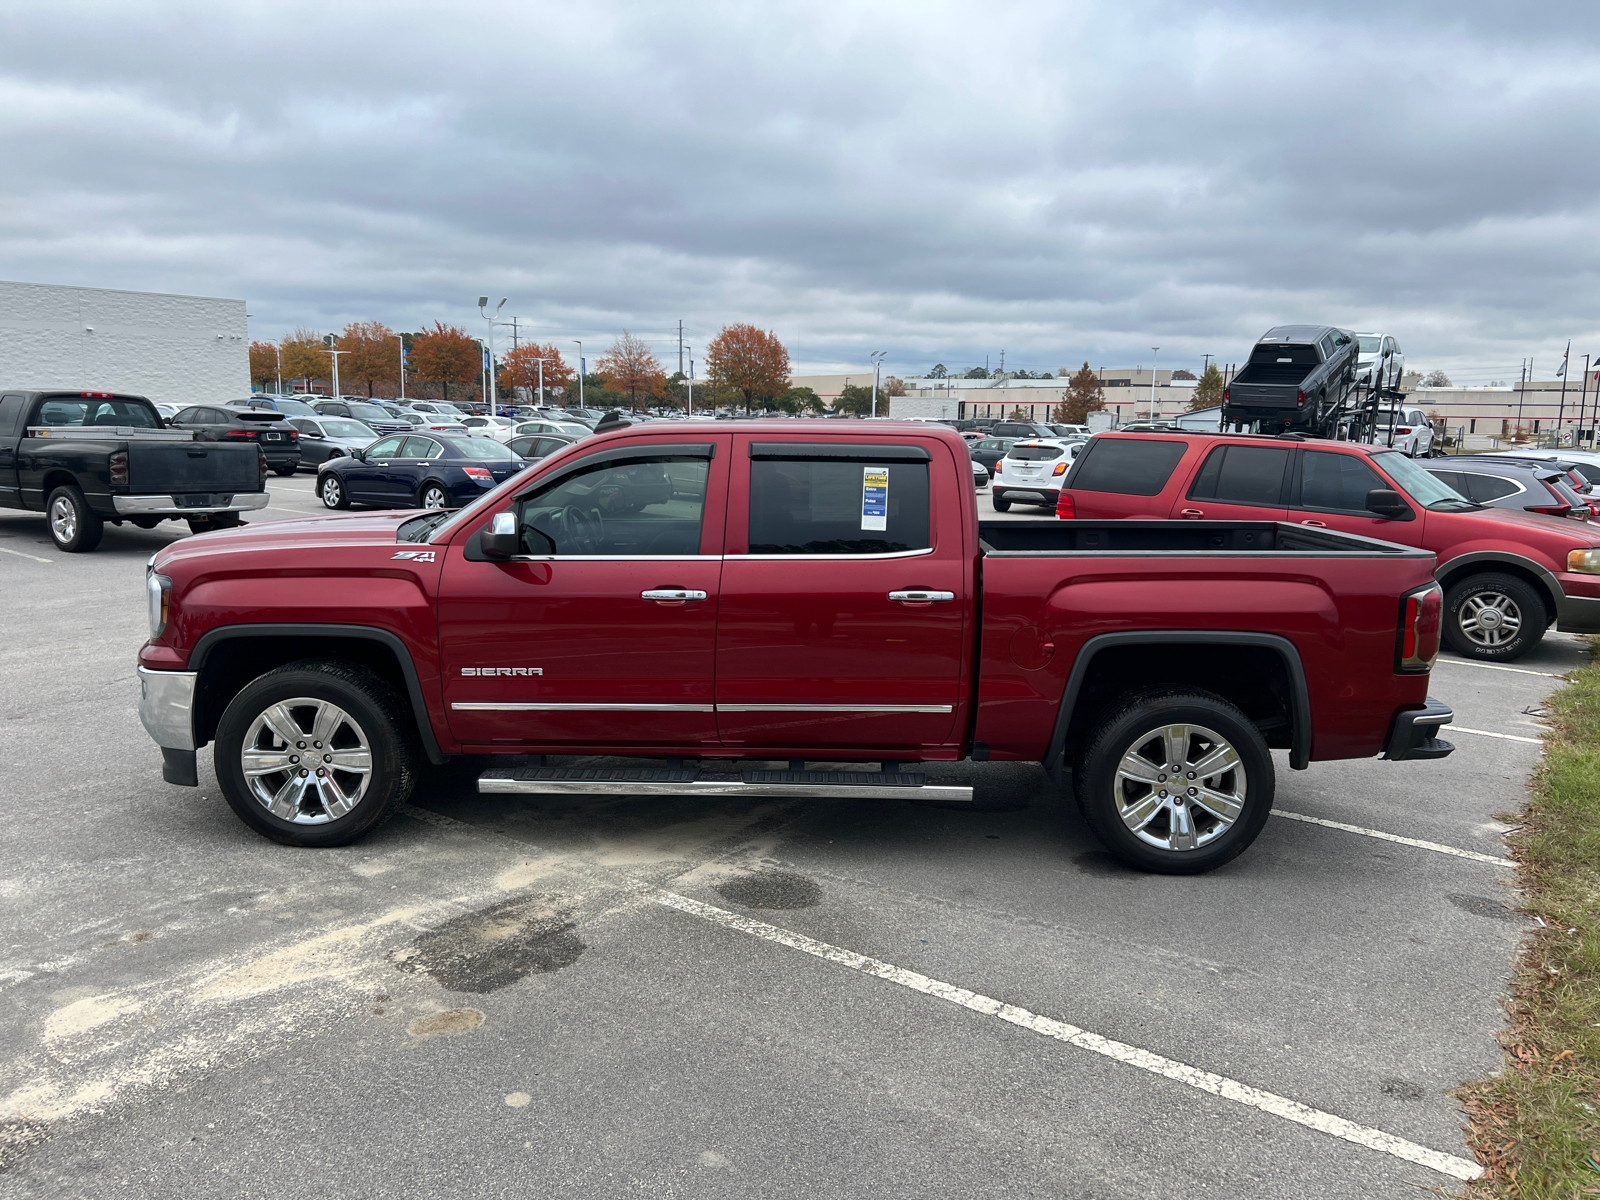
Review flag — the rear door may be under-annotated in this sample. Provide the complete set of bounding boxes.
[1062,436,1192,518]
[0,393,27,505]
[1288,448,1423,544]
[715,436,968,752]
[1171,442,1290,521]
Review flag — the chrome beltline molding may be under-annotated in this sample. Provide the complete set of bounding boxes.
[452,701,953,714]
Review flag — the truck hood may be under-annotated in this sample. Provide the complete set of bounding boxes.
[152,509,429,571]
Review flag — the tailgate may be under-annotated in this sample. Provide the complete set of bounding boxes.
[128,444,260,493]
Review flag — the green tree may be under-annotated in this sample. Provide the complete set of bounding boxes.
[1171,368,1197,380]
[964,366,989,379]
[1191,363,1225,410]
[1054,362,1105,424]
[927,363,947,379]
[835,383,877,415]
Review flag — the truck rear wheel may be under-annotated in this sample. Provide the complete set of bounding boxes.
[213,661,416,847]
[1074,688,1273,874]
[1442,572,1545,661]
[46,485,104,552]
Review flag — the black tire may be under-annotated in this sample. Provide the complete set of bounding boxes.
[274,464,298,477]
[46,485,104,552]
[213,660,416,847]
[130,516,163,530]
[419,482,450,510]
[187,512,243,535]
[992,493,1012,512]
[1442,572,1546,662]
[320,473,349,509]
[1073,687,1273,874]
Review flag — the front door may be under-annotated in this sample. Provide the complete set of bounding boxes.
[347,435,406,503]
[715,436,968,753]
[438,436,729,749]
[1288,448,1423,545]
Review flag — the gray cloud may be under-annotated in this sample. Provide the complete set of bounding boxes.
[2,0,1598,382]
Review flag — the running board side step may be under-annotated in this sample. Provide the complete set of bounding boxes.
[478,766,972,803]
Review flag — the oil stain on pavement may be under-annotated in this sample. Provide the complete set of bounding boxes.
[714,871,822,909]
[393,895,586,993]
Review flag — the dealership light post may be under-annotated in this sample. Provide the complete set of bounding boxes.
[1149,347,1160,420]
[398,334,407,399]
[685,346,693,414]
[572,340,584,409]
[870,350,887,416]
[322,345,346,399]
[478,296,506,409]
[532,357,550,407]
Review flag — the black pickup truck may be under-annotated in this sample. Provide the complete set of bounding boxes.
[0,390,269,552]
[1222,325,1359,435]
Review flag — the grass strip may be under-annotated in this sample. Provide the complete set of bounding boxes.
[1459,638,1600,1198]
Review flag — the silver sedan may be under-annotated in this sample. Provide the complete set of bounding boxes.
[288,416,380,471]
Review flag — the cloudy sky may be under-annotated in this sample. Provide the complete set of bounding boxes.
[4,0,1599,381]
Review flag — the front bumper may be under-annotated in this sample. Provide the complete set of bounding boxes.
[138,666,200,785]
[114,492,271,516]
[1555,591,1600,634]
[1383,697,1455,761]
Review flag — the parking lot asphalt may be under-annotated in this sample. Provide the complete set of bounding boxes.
[0,476,1576,1198]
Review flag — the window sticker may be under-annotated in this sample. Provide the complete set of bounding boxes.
[861,466,888,531]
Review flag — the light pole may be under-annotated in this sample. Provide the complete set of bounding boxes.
[533,357,550,407]
[398,334,407,399]
[479,296,506,410]
[870,350,887,417]
[685,346,693,414]
[275,342,282,395]
[1149,347,1160,420]
[572,340,584,410]
[323,345,346,399]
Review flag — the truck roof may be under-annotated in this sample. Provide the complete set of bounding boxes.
[587,418,969,443]
[1096,429,1393,457]
[1257,325,1344,345]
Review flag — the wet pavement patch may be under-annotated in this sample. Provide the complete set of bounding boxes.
[406,1008,485,1039]
[1447,893,1523,922]
[393,896,585,993]
[0,1119,49,1172]
[1379,1078,1425,1100]
[714,871,821,909]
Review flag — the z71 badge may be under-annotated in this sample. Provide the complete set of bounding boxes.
[392,550,437,562]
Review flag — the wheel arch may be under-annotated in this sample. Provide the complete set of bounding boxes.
[1437,553,1559,628]
[1045,632,1312,777]
[189,624,447,764]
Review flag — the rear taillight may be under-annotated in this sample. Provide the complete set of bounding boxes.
[462,466,493,482]
[1296,390,1307,406]
[223,429,253,438]
[1056,491,1076,519]
[109,449,128,486]
[1397,583,1442,673]
[1223,387,1231,402]
[1527,504,1572,517]
[286,429,299,439]
[1395,426,1411,434]
[1052,462,1067,476]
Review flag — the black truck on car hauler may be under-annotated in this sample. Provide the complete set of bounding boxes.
[1222,325,1360,437]
[0,390,270,552]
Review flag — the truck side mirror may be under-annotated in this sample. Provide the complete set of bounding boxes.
[1365,488,1411,519]
[479,511,555,558]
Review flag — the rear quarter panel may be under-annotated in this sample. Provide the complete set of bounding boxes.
[974,549,1437,762]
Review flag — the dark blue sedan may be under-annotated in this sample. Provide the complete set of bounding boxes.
[317,433,529,511]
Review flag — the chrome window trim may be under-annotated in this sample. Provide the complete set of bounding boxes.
[735,547,936,561]
[505,554,724,562]
[717,703,953,713]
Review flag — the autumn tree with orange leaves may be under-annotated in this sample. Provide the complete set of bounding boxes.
[705,323,791,413]
[596,331,666,409]
[500,342,576,402]
[248,341,278,390]
[279,327,330,392]
[336,320,401,397]
[410,322,481,404]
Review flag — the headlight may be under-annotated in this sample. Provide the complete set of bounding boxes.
[1568,548,1600,574]
[147,571,172,637]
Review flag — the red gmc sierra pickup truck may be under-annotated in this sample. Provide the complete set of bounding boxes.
[1055,431,1600,662]
[138,421,1453,873]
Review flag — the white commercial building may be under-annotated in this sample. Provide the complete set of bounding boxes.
[0,279,248,407]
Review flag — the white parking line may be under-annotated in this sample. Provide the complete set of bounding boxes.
[1273,810,1512,867]
[654,890,1484,1182]
[0,544,52,563]
[1435,657,1564,679]
[1444,725,1543,744]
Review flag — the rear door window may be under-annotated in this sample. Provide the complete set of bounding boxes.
[1188,445,1290,505]
[1068,438,1188,496]
[748,455,930,555]
[1297,450,1386,512]
[1464,474,1521,503]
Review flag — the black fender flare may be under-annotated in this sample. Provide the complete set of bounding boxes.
[189,623,448,764]
[1044,631,1313,777]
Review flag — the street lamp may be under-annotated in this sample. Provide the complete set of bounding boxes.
[322,342,346,399]
[572,339,584,410]
[1149,347,1160,420]
[685,345,693,414]
[479,296,506,409]
[870,350,888,417]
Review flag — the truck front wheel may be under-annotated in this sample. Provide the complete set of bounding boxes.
[1442,572,1545,661]
[1074,688,1273,874]
[46,485,104,552]
[213,661,416,847]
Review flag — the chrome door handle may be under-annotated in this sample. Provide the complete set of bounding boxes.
[642,589,708,602]
[889,590,955,603]
[1178,508,1203,519]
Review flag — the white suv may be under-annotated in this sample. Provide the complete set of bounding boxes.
[1373,406,1435,457]
[1355,333,1405,389]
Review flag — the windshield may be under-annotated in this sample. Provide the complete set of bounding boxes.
[1358,336,1382,353]
[447,437,521,461]
[1374,451,1472,508]
[320,419,375,438]
[346,403,391,422]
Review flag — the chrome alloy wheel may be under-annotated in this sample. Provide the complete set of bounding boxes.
[320,475,342,507]
[50,494,77,543]
[1458,591,1521,648]
[1113,723,1246,852]
[420,485,448,509]
[240,698,373,824]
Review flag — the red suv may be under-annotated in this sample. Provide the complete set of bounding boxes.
[1056,432,1600,661]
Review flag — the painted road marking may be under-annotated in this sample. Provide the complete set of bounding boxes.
[1273,810,1512,867]
[0,544,52,563]
[1435,657,1564,679]
[1444,725,1542,744]
[654,890,1484,1182]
